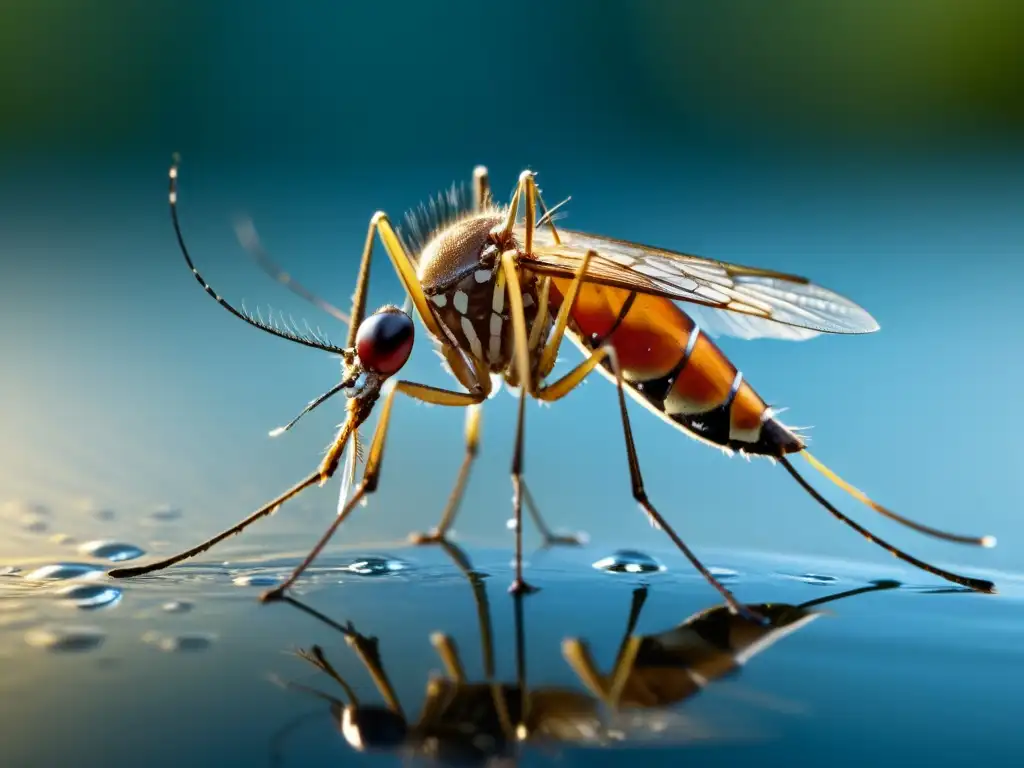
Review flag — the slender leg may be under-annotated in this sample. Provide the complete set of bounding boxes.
[278,595,405,718]
[110,381,478,582]
[796,580,901,611]
[473,165,492,212]
[261,381,484,601]
[303,208,446,346]
[509,389,536,595]
[610,587,649,670]
[536,345,765,623]
[430,634,466,683]
[435,539,497,679]
[341,634,406,719]
[522,480,583,547]
[109,465,330,578]
[409,404,482,543]
[538,249,594,379]
[296,646,362,706]
[493,171,532,252]
[501,250,539,595]
[562,587,647,707]
[512,590,531,733]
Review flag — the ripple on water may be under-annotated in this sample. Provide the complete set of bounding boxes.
[148,505,182,522]
[709,566,740,581]
[55,583,123,610]
[340,556,411,576]
[143,631,216,652]
[161,600,193,613]
[592,550,666,575]
[77,540,145,563]
[233,573,281,587]
[23,563,106,581]
[0,566,20,577]
[3,501,51,534]
[25,625,106,652]
[780,572,840,586]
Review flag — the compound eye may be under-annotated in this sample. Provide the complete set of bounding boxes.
[355,307,414,375]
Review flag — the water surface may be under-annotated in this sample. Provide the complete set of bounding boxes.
[2,535,1020,767]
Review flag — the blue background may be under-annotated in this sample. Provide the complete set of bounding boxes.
[2,0,1021,580]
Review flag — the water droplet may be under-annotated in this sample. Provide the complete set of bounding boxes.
[505,518,519,531]
[23,563,106,581]
[144,631,216,652]
[341,556,410,576]
[232,573,280,587]
[709,566,740,581]
[77,540,145,562]
[149,505,182,522]
[592,550,666,574]
[161,600,193,613]
[55,583,123,610]
[25,625,106,652]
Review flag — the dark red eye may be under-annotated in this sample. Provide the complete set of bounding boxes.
[355,308,414,375]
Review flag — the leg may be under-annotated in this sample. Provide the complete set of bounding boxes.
[434,539,497,679]
[538,249,594,379]
[111,380,479,583]
[295,646,362,707]
[562,587,647,707]
[303,205,449,349]
[781,456,996,593]
[473,165,492,212]
[537,345,765,623]
[522,479,583,547]
[500,250,539,594]
[409,404,482,544]
[262,381,484,601]
[278,594,404,717]
[429,633,466,683]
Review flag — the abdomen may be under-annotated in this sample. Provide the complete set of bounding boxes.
[547,279,804,457]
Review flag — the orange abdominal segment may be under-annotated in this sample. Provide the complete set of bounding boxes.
[545,274,798,456]
[664,332,736,415]
[558,280,695,381]
[729,381,768,442]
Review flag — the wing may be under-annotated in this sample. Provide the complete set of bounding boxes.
[518,226,880,338]
[683,304,823,341]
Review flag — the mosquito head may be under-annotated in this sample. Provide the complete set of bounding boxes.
[341,305,415,397]
[268,305,414,438]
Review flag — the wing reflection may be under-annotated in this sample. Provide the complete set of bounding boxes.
[270,542,902,764]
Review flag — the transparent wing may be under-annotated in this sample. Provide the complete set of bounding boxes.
[518,226,879,338]
[684,304,823,341]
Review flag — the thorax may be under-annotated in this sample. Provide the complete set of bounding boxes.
[416,213,547,377]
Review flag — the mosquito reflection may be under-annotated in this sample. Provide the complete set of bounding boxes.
[269,541,905,764]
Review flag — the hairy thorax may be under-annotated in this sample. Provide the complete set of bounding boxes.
[416,212,545,376]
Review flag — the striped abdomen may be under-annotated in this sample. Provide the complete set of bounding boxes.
[547,279,804,457]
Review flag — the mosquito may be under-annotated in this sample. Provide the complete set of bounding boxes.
[110,158,997,621]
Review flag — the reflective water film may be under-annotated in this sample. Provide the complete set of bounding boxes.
[2,536,1021,767]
